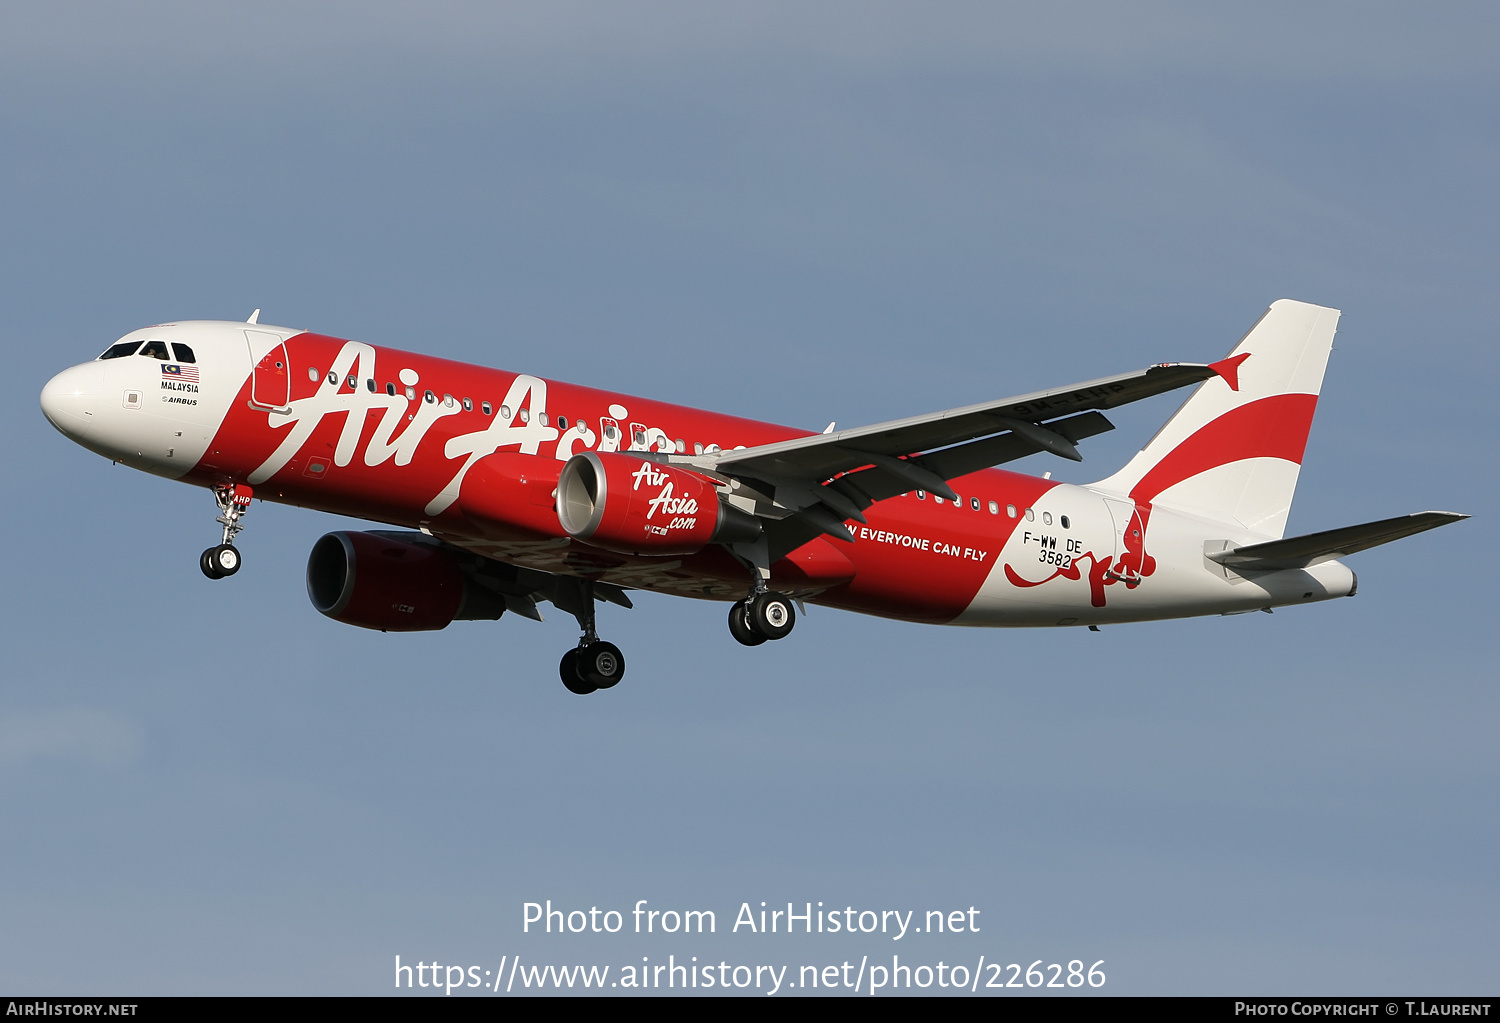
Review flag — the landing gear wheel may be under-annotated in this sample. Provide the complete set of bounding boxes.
[578,641,625,689]
[749,591,795,640]
[559,649,597,695]
[728,600,768,647]
[200,548,224,580]
[207,544,241,577]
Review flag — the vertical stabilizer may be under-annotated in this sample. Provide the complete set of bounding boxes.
[1090,299,1340,539]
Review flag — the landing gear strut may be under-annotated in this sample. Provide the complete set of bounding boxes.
[725,537,798,646]
[728,591,797,646]
[201,484,252,579]
[559,579,626,695]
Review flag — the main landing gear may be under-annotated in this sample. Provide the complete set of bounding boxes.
[200,483,253,580]
[727,590,797,647]
[559,580,626,696]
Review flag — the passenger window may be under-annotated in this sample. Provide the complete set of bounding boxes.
[917,490,926,500]
[386,382,396,396]
[970,497,980,511]
[519,408,530,423]
[443,393,455,408]
[1025,508,1035,521]
[1042,511,1052,525]
[1006,504,1017,518]
[500,405,511,420]
[693,442,703,455]
[482,401,493,416]
[464,398,474,412]
[535,411,545,425]
[99,341,142,360]
[309,367,321,381]
[675,439,685,454]
[328,371,338,384]
[405,386,416,400]
[424,390,435,404]
[138,339,170,360]
[171,343,196,364]
[366,379,376,392]
[988,500,1000,515]
[555,414,567,429]
[1060,515,1071,529]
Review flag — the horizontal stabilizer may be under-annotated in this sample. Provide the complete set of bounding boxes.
[1208,511,1469,571]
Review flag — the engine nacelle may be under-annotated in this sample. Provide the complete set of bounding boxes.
[306,531,505,632]
[557,451,760,556]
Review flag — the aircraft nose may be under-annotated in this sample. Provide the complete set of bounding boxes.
[40,363,103,434]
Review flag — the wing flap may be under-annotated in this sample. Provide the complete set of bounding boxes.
[808,410,1116,514]
[914,410,1115,486]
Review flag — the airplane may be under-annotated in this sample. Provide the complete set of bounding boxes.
[39,299,1466,694]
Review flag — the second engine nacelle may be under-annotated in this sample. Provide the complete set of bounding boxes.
[557,452,760,556]
[306,531,505,632]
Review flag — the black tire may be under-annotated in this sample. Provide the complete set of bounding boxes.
[728,600,768,646]
[750,592,795,640]
[578,641,625,689]
[559,649,596,695]
[200,548,224,580]
[210,544,241,577]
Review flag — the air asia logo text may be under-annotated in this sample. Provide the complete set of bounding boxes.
[646,484,698,520]
[632,462,667,491]
[246,340,718,520]
[632,461,700,522]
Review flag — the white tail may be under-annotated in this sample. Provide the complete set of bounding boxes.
[1090,299,1340,539]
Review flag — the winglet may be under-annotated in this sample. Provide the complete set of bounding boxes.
[1208,352,1251,391]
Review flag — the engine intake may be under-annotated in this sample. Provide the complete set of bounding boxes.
[306,531,505,632]
[557,452,760,556]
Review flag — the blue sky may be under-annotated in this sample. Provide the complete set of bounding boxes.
[1,2,1495,994]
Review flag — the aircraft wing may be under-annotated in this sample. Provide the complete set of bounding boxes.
[1207,511,1469,571]
[371,530,634,621]
[703,362,1219,549]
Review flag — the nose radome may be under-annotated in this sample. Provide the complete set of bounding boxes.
[40,363,103,432]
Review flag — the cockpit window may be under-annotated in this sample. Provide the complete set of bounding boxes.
[171,343,196,364]
[138,339,171,360]
[99,341,142,360]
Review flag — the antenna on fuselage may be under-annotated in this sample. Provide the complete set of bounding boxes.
[246,309,261,324]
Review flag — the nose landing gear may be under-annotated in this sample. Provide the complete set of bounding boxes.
[200,544,241,578]
[200,484,253,580]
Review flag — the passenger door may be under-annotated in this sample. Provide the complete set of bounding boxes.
[245,330,290,411]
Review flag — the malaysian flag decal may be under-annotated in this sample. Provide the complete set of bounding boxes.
[163,363,200,383]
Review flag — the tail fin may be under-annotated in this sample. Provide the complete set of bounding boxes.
[1090,299,1340,539]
